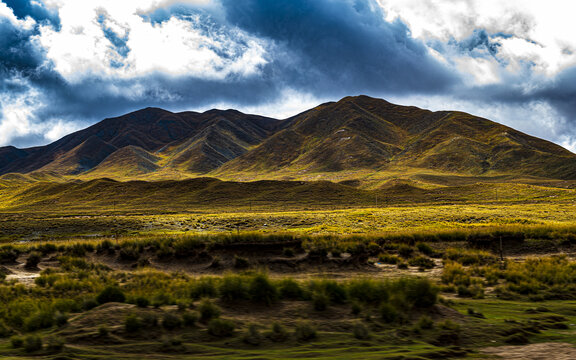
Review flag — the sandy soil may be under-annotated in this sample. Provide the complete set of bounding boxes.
[481,342,576,359]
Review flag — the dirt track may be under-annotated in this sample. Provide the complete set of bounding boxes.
[481,342,576,359]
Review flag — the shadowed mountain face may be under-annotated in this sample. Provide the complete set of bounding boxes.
[1,95,576,180]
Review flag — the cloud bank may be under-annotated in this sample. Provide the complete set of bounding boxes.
[0,0,576,150]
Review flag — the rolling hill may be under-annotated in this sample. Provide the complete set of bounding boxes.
[1,95,575,182]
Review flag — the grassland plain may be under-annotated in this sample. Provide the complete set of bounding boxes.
[1,174,576,358]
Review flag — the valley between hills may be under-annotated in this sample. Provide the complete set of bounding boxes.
[2,96,576,359]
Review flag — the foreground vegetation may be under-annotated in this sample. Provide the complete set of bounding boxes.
[0,231,575,358]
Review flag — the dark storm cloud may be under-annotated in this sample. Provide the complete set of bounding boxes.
[2,0,576,149]
[220,0,458,96]
[2,0,59,26]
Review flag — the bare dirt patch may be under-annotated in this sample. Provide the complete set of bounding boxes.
[481,342,576,360]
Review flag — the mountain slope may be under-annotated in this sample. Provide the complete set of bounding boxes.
[0,95,575,180]
[0,108,279,176]
[219,96,576,179]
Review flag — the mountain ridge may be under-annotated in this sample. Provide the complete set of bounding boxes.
[1,95,575,181]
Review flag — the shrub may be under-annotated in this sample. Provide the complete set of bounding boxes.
[182,311,198,327]
[378,254,400,265]
[45,336,65,352]
[243,324,263,345]
[55,312,68,327]
[125,314,143,332]
[295,322,317,341]
[267,322,289,342]
[24,310,55,331]
[312,291,329,311]
[380,303,399,323]
[408,256,435,269]
[279,278,304,300]
[97,286,126,304]
[282,247,295,257]
[352,322,371,340]
[162,313,183,330]
[403,278,438,308]
[351,301,362,316]
[119,246,140,261]
[208,318,235,337]
[0,246,19,263]
[417,315,434,330]
[191,278,217,299]
[398,245,415,258]
[347,279,388,304]
[25,252,42,269]
[24,335,42,353]
[397,262,408,270]
[136,297,150,308]
[198,299,221,323]
[249,274,278,306]
[96,239,114,254]
[220,275,248,302]
[234,255,250,269]
[10,335,23,348]
[141,313,159,328]
[82,298,99,310]
[416,242,435,256]
[0,321,12,338]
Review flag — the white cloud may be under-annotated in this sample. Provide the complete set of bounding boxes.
[0,1,36,30]
[35,0,268,83]
[193,88,325,120]
[377,0,576,81]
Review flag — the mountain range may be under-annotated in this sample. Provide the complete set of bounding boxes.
[2,95,576,182]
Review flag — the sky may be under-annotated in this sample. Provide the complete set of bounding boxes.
[1,0,576,151]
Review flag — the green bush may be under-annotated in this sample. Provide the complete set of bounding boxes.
[234,255,250,269]
[24,310,55,332]
[220,275,248,302]
[416,242,435,256]
[208,318,235,337]
[243,324,263,345]
[55,312,68,327]
[267,322,289,342]
[279,278,304,300]
[25,252,42,269]
[408,256,435,269]
[295,321,317,341]
[398,244,415,258]
[0,321,12,338]
[378,254,400,265]
[45,336,65,353]
[10,335,23,348]
[380,303,399,323]
[417,315,434,330]
[24,335,42,353]
[135,297,150,308]
[312,291,329,311]
[249,273,278,306]
[352,322,371,340]
[403,278,438,308]
[82,298,99,310]
[282,247,295,257]
[191,278,217,299]
[198,299,221,323]
[125,314,143,332]
[141,313,159,328]
[162,313,183,330]
[97,286,126,304]
[347,279,388,304]
[182,311,199,327]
